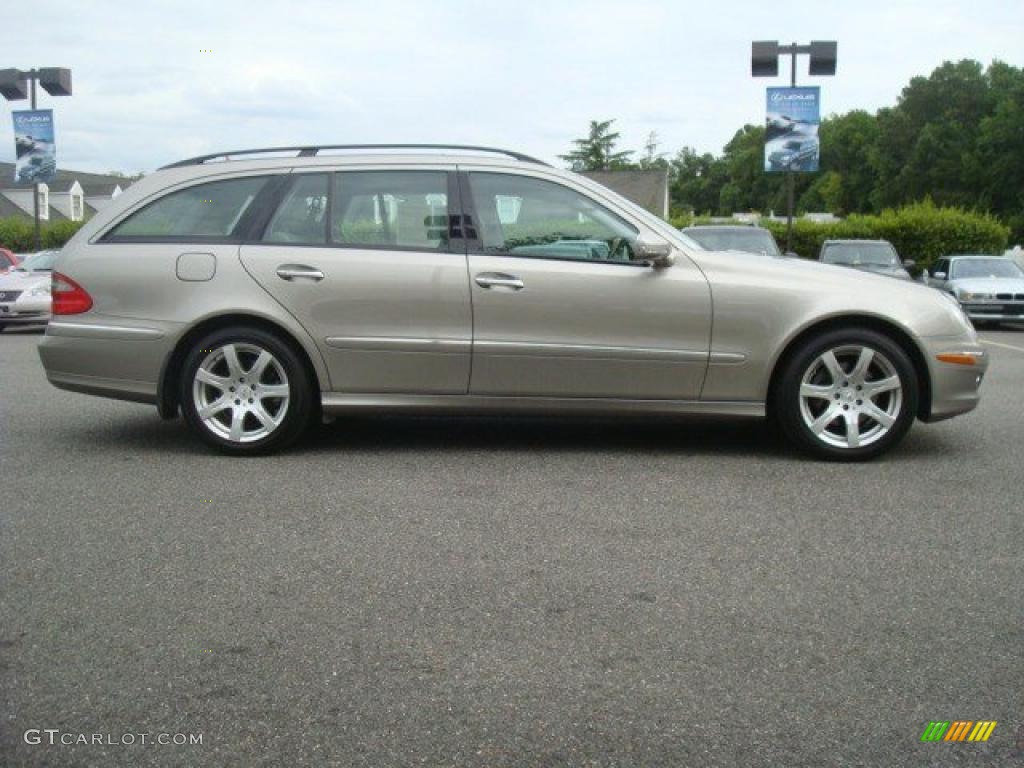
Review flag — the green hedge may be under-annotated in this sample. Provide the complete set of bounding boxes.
[0,217,86,252]
[760,202,1008,267]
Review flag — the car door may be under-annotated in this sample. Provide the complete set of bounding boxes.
[240,168,472,394]
[931,258,952,291]
[460,170,711,399]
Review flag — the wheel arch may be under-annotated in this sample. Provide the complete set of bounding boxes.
[765,314,932,422]
[157,312,326,419]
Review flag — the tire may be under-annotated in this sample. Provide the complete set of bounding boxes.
[773,328,919,461]
[179,326,313,455]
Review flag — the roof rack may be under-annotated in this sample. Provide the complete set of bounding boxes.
[160,144,550,170]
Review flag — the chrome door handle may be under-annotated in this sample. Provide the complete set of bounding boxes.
[276,265,324,282]
[475,273,524,291]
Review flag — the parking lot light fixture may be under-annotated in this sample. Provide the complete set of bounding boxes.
[0,66,73,251]
[751,42,836,253]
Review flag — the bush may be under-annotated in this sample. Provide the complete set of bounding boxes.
[762,202,1008,268]
[0,217,86,252]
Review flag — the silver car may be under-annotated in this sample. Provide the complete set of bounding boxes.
[926,255,1024,324]
[38,144,987,460]
[0,250,58,331]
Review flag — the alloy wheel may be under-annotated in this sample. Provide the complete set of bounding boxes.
[797,344,903,450]
[191,343,291,443]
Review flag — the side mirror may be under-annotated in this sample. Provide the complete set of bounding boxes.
[902,259,916,268]
[785,251,799,258]
[635,235,674,268]
[933,271,947,280]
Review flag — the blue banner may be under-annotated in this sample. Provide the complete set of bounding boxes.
[12,109,56,183]
[765,87,820,173]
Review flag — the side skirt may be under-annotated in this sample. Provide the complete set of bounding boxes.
[320,393,765,418]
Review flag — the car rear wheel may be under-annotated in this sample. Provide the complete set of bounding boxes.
[774,328,919,461]
[179,327,313,454]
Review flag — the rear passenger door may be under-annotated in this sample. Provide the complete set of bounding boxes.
[240,168,472,394]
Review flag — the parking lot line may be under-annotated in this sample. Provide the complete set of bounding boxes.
[980,338,1024,354]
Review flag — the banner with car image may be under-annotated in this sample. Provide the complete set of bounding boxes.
[765,87,819,172]
[12,109,56,183]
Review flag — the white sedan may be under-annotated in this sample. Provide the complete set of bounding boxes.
[0,250,59,332]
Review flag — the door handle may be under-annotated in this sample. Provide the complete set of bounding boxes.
[276,265,324,282]
[475,273,524,291]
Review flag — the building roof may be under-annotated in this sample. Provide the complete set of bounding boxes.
[580,169,669,218]
[0,162,132,196]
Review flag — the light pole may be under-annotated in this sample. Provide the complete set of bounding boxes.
[0,67,73,251]
[751,42,836,253]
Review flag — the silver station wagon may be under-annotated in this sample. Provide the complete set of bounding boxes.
[39,144,987,459]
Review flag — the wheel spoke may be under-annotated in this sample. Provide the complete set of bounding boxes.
[821,350,843,384]
[862,402,896,428]
[810,405,841,434]
[198,397,231,420]
[850,348,874,383]
[800,383,834,400]
[258,384,289,399]
[228,408,245,441]
[195,368,229,390]
[249,350,273,381]
[223,344,244,379]
[844,412,861,448]
[252,403,277,430]
[863,375,900,398]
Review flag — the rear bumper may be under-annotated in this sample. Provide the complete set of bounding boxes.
[38,319,173,405]
[919,335,988,422]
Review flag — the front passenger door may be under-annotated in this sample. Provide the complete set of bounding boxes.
[462,171,711,399]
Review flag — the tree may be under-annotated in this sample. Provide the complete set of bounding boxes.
[560,120,634,171]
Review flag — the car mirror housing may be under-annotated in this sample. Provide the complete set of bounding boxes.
[635,235,674,268]
[903,259,916,268]
[933,271,947,280]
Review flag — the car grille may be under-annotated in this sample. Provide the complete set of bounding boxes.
[996,293,1024,300]
[0,290,22,302]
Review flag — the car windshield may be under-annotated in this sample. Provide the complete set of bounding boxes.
[951,258,1023,279]
[16,250,59,272]
[685,228,780,256]
[821,243,898,266]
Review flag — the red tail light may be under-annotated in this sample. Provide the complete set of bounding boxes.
[51,271,93,315]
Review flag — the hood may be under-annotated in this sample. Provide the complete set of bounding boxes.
[685,247,974,339]
[948,277,1024,294]
[0,270,50,291]
[845,264,912,280]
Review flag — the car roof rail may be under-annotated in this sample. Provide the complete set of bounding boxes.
[160,144,551,169]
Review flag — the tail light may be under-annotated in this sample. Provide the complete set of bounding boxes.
[51,271,93,315]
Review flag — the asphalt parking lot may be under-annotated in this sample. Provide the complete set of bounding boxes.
[1,326,1022,767]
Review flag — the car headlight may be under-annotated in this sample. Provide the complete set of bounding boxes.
[957,289,993,301]
[28,283,51,297]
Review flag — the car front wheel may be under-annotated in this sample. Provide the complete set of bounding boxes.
[179,327,313,454]
[775,328,919,461]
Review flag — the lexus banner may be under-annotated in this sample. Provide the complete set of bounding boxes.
[765,87,820,173]
[12,109,57,183]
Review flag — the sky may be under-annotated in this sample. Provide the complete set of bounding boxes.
[3,0,1023,175]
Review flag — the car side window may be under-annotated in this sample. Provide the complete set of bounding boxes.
[934,259,950,277]
[466,173,638,262]
[107,177,270,239]
[262,174,328,244]
[331,171,449,250]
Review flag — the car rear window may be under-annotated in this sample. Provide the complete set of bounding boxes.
[106,177,270,240]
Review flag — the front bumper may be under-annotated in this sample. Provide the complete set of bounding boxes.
[919,335,989,422]
[960,301,1024,321]
[0,295,51,325]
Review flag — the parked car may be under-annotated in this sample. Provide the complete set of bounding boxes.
[0,248,19,275]
[766,137,818,171]
[682,225,783,257]
[0,249,59,331]
[38,144,986,460]
[926,255,1024,324]
[819,240,914,281]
